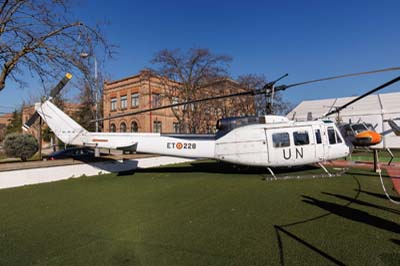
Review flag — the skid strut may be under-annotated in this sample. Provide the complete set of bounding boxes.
[318,162,332,177]
[267,167,276,180]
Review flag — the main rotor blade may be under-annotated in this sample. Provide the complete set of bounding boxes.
[22,111,40,131]
[22,73,72,130]
[95,90,254,122]
[49,73,72,98]
[96,67,400,122]
[273,67,400,93]
[324,75,400,117]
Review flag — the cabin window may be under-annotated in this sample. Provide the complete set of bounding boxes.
[328,127,336,144]
[272,132,290,148]
[315,129,322,144]
[293,131,310,146]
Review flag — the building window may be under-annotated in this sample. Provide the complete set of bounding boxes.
[272,132,290,148]
[120,122,127,132]
[152,94,161,108]
[131,93,139,108]
[111,98,117,111]
[131,121,138,132]
[153,121,162,133]
[120,95,127,109]
[110,123,116,132]
[173,122,180,133]
[172,96,179,109]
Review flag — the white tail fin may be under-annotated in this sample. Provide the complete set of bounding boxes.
[35,100,88,145]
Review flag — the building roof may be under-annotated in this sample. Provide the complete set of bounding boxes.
[287,92,400,120]
[0,113,13,125]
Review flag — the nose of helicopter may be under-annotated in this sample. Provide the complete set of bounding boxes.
[355,130,382,146]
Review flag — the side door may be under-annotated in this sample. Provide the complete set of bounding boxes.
[291,127,316,165]
[265,128,294,166]
[312,125,325,161]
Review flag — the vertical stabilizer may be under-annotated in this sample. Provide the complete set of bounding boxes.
[35,100,88,145]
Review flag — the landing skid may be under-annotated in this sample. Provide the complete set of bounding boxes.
[262,162,348,181]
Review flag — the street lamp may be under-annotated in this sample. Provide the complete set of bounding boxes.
[80,52,99,132]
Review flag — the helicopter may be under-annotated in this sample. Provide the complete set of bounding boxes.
[22,68,400,176]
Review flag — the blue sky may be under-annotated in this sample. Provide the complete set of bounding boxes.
[1,0,400,112]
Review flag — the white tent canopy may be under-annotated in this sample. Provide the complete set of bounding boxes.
[287,92,400,148]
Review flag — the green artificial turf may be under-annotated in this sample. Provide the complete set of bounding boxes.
[349,149,400,163]
[0,161,399,266]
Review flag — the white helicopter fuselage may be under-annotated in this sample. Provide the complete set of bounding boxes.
[35,101,349,167]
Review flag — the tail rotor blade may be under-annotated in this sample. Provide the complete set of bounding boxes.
[49,73,72,98]
[22,111,40,131]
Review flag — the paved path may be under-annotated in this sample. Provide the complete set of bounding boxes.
[326,160,400,194]
[0,156,194,190]
[0,153,155,172]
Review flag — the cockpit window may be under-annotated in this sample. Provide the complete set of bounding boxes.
[328,127,336,144]
[328,127,343,144]
[350,124,368,134]
[365,123,374,130]
[336,129,343,143]
[272,132,290,148]
[293,131,310,146]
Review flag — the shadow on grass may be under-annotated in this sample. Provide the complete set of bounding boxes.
[356,189,400,202]
[132,161,320,175]
[302,195,400,234]
[391,239,400,245]
[273,175,361,266]
[346,170,390,178]
[322,192,400,215]
[274,225,346,266]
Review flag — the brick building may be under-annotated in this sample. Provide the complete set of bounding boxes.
[0,113,13,141]
[103,70,180,133]
[103,70,255,134]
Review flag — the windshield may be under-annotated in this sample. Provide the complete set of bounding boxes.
[350,123,368,134]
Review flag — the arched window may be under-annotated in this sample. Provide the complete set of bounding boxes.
[131,121,138,132]
[110,123,116,132]
[120,122,127,132]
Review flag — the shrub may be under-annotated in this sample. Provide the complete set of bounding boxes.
[3,133,38,161]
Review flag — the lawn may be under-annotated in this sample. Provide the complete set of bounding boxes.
[350,149,400,163]
[0,161,399,266]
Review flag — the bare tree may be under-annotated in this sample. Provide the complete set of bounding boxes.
[151,48,232,133]
[238,74,293,116]
[0,0,113,93]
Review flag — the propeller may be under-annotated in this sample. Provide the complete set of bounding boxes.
[22,73,72,131]
[95,67,400,122]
